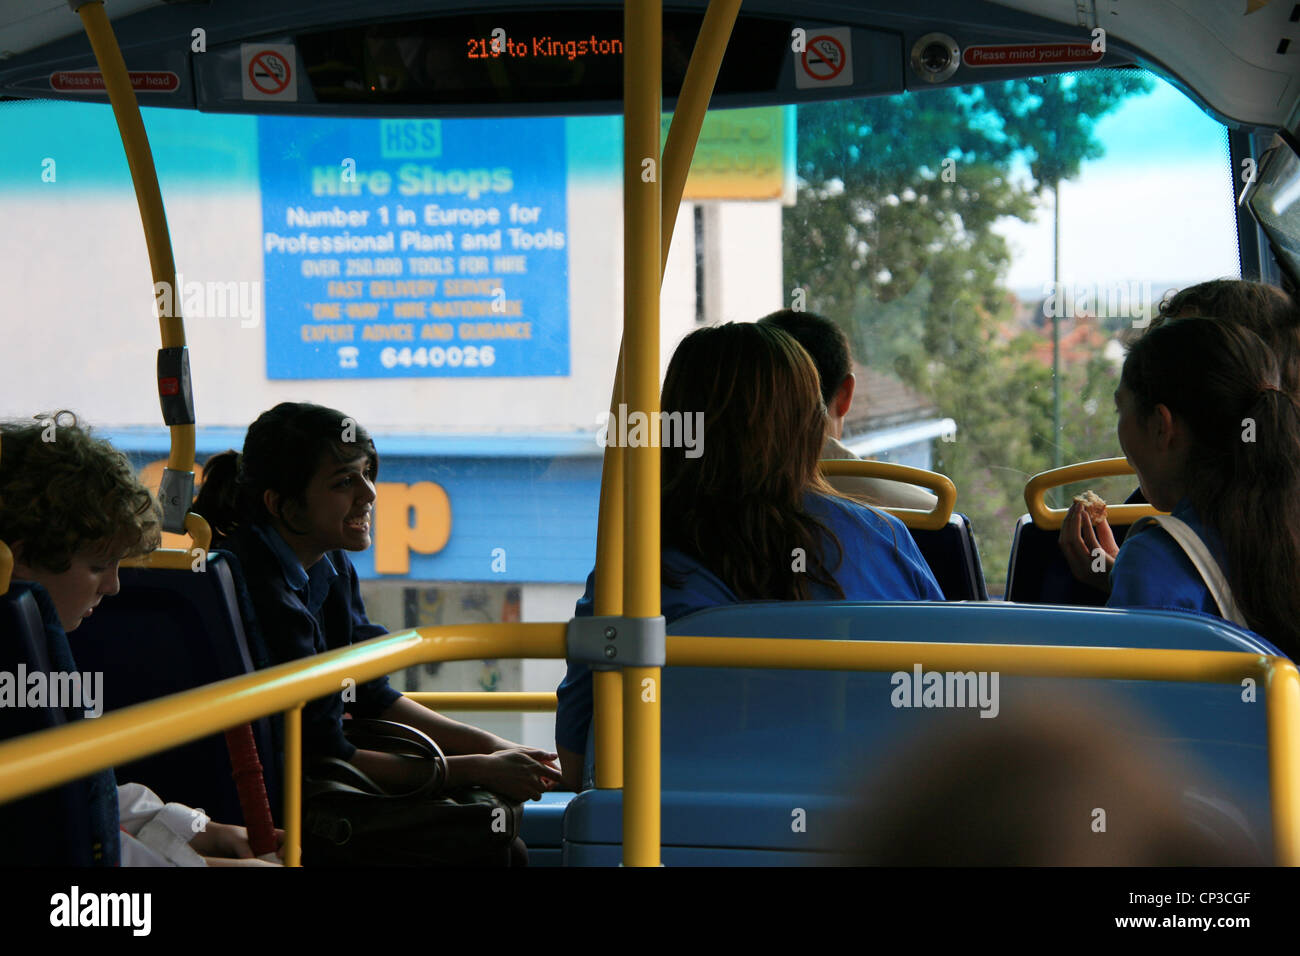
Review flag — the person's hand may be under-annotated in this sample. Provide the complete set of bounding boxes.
[191,821,287,860]
[494,744,560,774]
[1058,500,1118,592]
[472,748,563,802]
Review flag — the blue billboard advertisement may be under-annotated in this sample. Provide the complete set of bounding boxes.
[258,116,569,379]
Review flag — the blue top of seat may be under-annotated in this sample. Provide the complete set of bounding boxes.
[67,552,281,826]
[907,513,988,601]
[564,601,1279,852]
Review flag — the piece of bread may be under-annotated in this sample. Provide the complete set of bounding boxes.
[1073,490,1108,525]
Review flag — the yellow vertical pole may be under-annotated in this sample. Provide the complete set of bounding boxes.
[1267,661,1300,865]
[592,0,740,792]
[592,346,626,789]
[284,705,303,867]
[660,0,743,269]
[622,0,663,867]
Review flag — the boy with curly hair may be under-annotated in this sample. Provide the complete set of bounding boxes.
[0,413,281,865]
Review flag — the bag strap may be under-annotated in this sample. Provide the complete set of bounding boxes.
[343,719,448,795]
[1130,514,1249,628]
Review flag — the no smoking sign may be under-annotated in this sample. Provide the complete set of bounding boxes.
[795,26,854,90]
[241,43,298,101]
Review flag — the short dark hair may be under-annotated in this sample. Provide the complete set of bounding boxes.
[758,309,851,406]
[1151,279,1300,395]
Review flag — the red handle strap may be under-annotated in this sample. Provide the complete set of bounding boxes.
[223,723,277,857]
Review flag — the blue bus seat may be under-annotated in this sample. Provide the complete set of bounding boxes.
[907,513,987,600]
[1004,513,1133,604]
[67,552,282,827]
[0,581,115,865]
[563,602,1276,865]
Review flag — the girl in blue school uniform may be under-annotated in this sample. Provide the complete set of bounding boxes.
[1087,318,1299,659]
[192,404,561,810]
[554,322,944,787]
[1060,279,1300,594]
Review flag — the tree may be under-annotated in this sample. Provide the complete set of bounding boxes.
[785,72,1154,592]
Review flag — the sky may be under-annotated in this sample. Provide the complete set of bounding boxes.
[994,78,1241,298]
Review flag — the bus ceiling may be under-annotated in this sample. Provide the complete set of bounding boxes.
[0,0,1295,133]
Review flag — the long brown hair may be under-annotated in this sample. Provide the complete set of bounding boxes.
[661,322,844,600]
[1122,317,1300,656]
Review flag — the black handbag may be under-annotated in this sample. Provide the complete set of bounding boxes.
[302,719,523,866]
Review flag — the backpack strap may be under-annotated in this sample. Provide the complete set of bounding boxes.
[1129,514,1249,628]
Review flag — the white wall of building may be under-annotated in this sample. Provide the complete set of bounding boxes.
[0,191,775,435]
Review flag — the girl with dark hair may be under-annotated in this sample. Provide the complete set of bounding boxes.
[193,403,560,809]
[1102,318,1300,657]
[553,323,943,788]
[1060,278,1300,591]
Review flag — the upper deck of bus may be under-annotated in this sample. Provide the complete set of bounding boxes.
[0,0,1298,871]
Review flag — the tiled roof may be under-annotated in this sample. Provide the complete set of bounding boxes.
[843,360,939,436]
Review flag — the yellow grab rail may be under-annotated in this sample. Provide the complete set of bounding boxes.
[121,512,212,570]
[1025,457,1162,530]
[666,636,1299,865]
[283,705,302,868]
[0,539,11,598]
[0,623,567,808]
[820,460,957,531]
[77,1,195,479]
[659,0,743,269]
[0,627,1293,864]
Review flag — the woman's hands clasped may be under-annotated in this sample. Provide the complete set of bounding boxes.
[1057,499,1119,592]
[469,747,563,802]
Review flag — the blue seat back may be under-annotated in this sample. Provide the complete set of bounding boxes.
[907,513,987,600]
[1005,513,1133,604]
[68,552,281,826]
[566,602,1275,863]
[0,582,115,865]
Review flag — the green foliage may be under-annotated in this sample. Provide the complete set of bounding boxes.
[785,72,1153,593]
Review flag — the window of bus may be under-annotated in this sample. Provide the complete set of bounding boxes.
[0,67,1240,744]
[781,69,1240,596]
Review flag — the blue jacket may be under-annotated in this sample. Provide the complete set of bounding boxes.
[218,524,401,762]
[554,492,943,755]
[0,581,119,865]
[1108,498,1288,656]
[1109,498,1227,618]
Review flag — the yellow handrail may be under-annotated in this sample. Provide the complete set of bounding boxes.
[820,459,957,531]
[1025,457,1162,530]
[76,1,195,479]
[660,0,744,270]
[0,623,566,807]
[0,539,11,598]
[1,626,1293,863]
[121,512,212,570]
[591,0,743,793]
[667,637,1300,865]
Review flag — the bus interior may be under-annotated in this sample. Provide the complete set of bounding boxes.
[0,0,1297,871]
